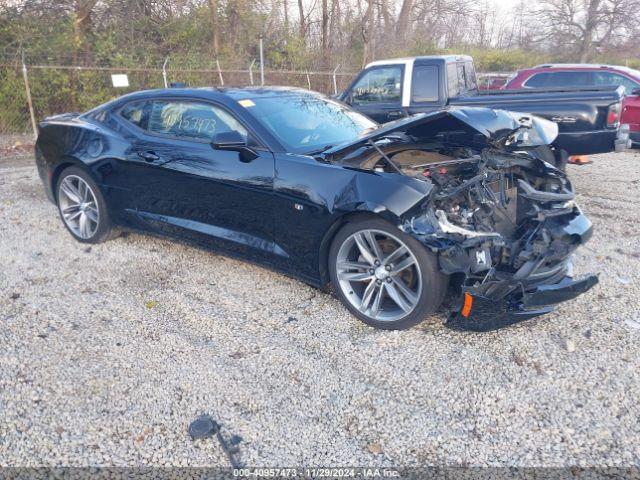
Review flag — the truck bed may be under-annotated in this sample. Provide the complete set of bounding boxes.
[450,85,625,154]
[340,56,629,156]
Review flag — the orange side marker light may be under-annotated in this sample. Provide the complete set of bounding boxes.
[461,292,473,318]
[568,155,591,165]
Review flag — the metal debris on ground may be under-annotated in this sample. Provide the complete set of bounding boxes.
[188,414,242,468]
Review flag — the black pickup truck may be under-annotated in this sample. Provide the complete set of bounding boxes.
[338,55,630,156]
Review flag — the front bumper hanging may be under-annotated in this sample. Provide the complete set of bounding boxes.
[447,274,599,332]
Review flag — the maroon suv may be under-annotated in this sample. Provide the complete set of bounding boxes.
[503,64,640,146]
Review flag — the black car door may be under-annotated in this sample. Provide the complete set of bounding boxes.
[113,98,279,261]
[342,65,406,123]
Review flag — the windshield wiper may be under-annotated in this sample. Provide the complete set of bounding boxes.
[306,144,335,156]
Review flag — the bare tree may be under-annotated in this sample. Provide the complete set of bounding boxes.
[73,0,98,65]
[395,0,413,42]
[535,0,640,61]
[208,0,219,56]
[283,0,289,31]
[298,0,305,38]
[228,0,245,51]
[361,0,375,67]
[328,0,341,53]
[321,0,329,66]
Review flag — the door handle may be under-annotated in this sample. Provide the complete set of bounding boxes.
[388,110,404,118]
[137,151,160,162]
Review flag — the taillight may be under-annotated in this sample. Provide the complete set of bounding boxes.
[607,102,621,127]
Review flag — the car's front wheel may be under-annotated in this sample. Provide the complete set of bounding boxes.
[56,166,116,243]
[328,218,447,330]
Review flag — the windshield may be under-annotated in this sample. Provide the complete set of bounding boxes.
[240,94,377,153]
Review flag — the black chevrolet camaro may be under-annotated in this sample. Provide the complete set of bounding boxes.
[35,87,597,330]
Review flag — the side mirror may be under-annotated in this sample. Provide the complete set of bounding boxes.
[631,87,640,96]
[212,130,247,150]
[211,131,258,162]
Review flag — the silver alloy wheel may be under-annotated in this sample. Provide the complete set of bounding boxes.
[58,175,100,240]
[336,229,422,322]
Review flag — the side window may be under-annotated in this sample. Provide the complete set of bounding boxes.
[547,71,595,87]
[350,66,403,105]
[525,73,552,88]
[447,62,459,96]
[147,101,248,141]
[411,65,439,103]
[120,101,151,129]
[526,71,596,88]
[456,63,466,93]
[594,72,640,94]
[465,61,478,90]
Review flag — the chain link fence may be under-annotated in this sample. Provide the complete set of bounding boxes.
[0,61,504,158]
[0,62,358,156]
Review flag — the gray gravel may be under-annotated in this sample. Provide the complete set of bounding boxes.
[1,151,639,468]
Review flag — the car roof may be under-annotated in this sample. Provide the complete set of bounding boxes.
[366,55,472,69]
[108,86,323,106]
[526,64,640,77]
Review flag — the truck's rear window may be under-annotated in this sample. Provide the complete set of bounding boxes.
[411,65,439,103]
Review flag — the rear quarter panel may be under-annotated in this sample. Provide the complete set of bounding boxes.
[35,116,130,212]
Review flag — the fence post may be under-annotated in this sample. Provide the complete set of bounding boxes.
[306,73,311,90]
[332,64,340,95]
[259,36,265,86]
[21,52,38,141]
[162,56,169,88]
[248,59,255,85]
[216,59,224,86]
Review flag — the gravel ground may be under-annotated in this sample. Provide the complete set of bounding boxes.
[1,151,639,468]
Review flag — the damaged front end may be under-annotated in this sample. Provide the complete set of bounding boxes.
[401,148,597,331]
[327,107,599,331]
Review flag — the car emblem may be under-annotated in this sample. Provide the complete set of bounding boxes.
[551,116,577,123]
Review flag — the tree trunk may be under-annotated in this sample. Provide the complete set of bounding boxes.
[379,0,392,30]
[283,0,289,32]
[321,0,329,67]
[228,0,245,51]
[297,0,305,38]
[579,0,601,62]
[361,0,375,67]
[208,0,219,56]
[73,0,98,65]
[71,0,97,110]
[395,0,413,42]
[329,0,341,52]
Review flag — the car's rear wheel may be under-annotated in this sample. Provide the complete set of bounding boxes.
[56,166,116,243]
[328,218,447,330]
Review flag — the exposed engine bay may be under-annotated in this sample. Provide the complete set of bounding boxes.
[325,108,598,330]
[387,145,595,330]
[391,147,580,273]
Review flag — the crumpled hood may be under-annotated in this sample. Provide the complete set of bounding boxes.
[324,107,559,157]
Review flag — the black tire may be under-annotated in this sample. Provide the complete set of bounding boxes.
[328,217,447,330]
[55,166,118,243]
